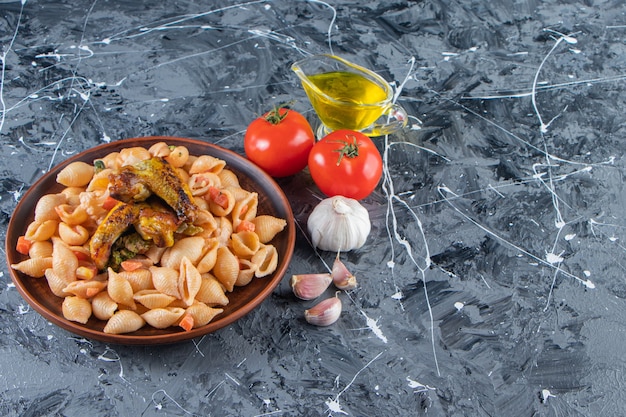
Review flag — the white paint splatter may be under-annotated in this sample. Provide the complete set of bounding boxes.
[564,233,576,241]
[545,252,564,264]
[541,389,556,402]
[325,398,348,415]
[362,312,387,343]
[406,376,436,393]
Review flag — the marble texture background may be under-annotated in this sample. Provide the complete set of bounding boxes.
[1,0,625,416]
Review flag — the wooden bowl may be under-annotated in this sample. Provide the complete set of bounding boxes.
[5,136,295,345]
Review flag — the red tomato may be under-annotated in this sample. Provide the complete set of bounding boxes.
[308,130,383,200]
[244,107,315,177]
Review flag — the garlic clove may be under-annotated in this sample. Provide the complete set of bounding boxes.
[290,273,332,300]
[331,254,358,290]
[304,295,342,326]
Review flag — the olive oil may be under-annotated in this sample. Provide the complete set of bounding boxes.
[303,71,390,132]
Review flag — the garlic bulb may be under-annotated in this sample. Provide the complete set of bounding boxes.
[307,196,371,252]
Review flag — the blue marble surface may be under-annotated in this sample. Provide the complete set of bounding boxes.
[1,0,625,416]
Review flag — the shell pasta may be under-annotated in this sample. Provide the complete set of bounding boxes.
[11,142,287,334]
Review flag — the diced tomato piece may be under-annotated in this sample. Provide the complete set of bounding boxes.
[178,314,194,332]
[120,259,145,272]
[102,195,120,210]
[208,186,229,209]
[16,236,32,255]
[208,186,220,200]
[236,220,255,233]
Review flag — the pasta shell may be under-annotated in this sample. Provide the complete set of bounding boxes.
[141,307,185,329]
[60,187,85,206]
[91,291,118,320]
[226,186,249,202]
[178,257,202,307]
[251,244,279,278]
[97,152,120,170]
[196,238,219,274]
[133,289,176,309]
[11,257,52,278]
[252,215,287,244]
[217,169,240,188]
[28,241,53,259]
[164,145,189,168]
[54,204,88,226]
[45,268,74,297]
[118,269,153,293]
[34,193,66,222]
[52,238,78,281]
[196,275,230,306]
[231,192,258,230]
[176,167,190,183]
[230,230,261,258]
[25,219,58,242]
[214,217,233,247]
[185,302,223,328]
[107,268,136,309]
[150,266,181,298]
[160,236,205,270]
[188,172,221,196]
[56,161,94,187]
[148,141,171,158]
[193,210,218,237]
[189,155,226,174]
[86,169,113,192]
[103,310,145,334]
[62,296,92,324]
[182,154,197,171]
[144,246,167,265]
[71,245,91,262]
[63,279,107,298]
[235,259,257,287]
[194,196,209,211]
[212,246,239,292]
[207,188,235,217]
[58,222,90,246]
[118,146,151,166]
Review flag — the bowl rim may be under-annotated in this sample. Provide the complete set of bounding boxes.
[5,136,296,345]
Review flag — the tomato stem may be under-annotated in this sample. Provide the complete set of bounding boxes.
[264,101,296,125]
[332,135,360,165]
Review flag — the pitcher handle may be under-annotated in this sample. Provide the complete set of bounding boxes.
[361,103,408,137]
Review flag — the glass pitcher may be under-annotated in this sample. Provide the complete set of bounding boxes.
[291,54,408,136]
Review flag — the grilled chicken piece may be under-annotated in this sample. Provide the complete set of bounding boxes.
[89,200,180,270]
[134,203,180,247]
[90,201,138,270]
[109,157,197,222]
